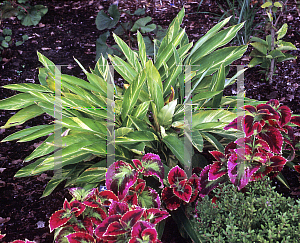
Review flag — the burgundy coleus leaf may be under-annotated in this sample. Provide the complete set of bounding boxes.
[87,207,107,226]
[188,174,200,203]
[49,209,72,232]
[173,180,192,203]
[294,165,300,173]
[121,209,145,228]
[135,181,146,195]
[0,234,5,240]
[63,198,71,211]
[106,160,138,200]
[243,115,263,137]
[209,161,227,181]
[123,193,138,207]
[94,215,121,240]
[256,104,279,120]
[227,153,261,190]
[138,187,161,208]
[144,209,170,224]
[198,164,227,198]
[223,117,243,131]
[269,155,287,172]
[82,198,99,208]
[266,99,280,108]
[98,190,119,206]
[69,200,86,217]
[210,151,227,163]
[225,141,237,155]
[161,187,182,211]
[168,165,187,185]
[108,201,129,216]
[257,124,283,154]
[133,159,144,172]
[291,116,300,126]
[250,166,273,181]
[103,221,128,236]
[130,221,157,243]
[140,153,164,188]
[277,106,292,126]
[66,232,95,243]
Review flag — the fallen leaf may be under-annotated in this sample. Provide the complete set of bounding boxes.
[11,159,23,165]
[0,217,10,224]
[0,168,6,173]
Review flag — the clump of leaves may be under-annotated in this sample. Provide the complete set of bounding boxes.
[0,27,28,62]
[0,0,48,26]
[248,0,297,84]
[95,4,167,60]
[190,177,300,242]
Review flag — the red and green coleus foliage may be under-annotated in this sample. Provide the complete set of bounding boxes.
[162,166,200,210]
[49,153,170,243]
[198,99,300,195]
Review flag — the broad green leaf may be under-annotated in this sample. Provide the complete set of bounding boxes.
[121,142,146,155]
[250,42,268,55]
[75,166,106,184]
[125,116,149,131]
[276,41,297,51]
[18,125,56,142]
[267,50,285,59]
[0,93,37,110]
[2,125,50,142]
[86,73,107,96]
[189,22,244,64]
[190,130,204,152]
[137,31,147,67]
[2,83,53,93]
[187,16,232,61]
[192,90,223,103]
[192,110,236,129]
[37,101,73,118]
[277,23,288,40]
[171,206,204,243]
[261,2,272,8]
[163,64,182,97]
[81,141,107,155]
[57,117,107,136]
[113,33,141,72]
[192,45,247,78]
[211,63,225,108]
[115,127,134,137]
[157,99,177,126]
[277,53,297,62]
[15,157,47,177]
[41,166,78,197]
[155,28,185,70]
[131,16,155,33]
[146,60,164,112]
[95,4,120,30]
[201,131,224,153]
[162,135,190,167]
[37,51,55,74]
[61,74,103,93]
[131,101,150,120]
[109,54,138,84]
[158,8,184,54]
[1,104,44,129]
[114,131,157,144]
[248,57,263,67]
[249,37,268,45]
[122,69,147,120]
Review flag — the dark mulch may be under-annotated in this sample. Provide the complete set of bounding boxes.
[0,0,299,242]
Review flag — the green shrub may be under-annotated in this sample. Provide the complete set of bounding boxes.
[190,177,300,242]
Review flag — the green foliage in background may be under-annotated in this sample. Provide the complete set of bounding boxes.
[0,0,47,26]
[249,0,297,84]
[189,177,300,242]
[95,4,167,60]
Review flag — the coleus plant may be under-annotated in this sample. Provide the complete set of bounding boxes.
[0,232,36,243]
[198,99,300,195]
[49,153,170,243]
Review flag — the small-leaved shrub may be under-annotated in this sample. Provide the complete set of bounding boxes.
[190,177,300,242]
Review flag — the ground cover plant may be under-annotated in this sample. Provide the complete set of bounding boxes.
[0,1,299,242]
